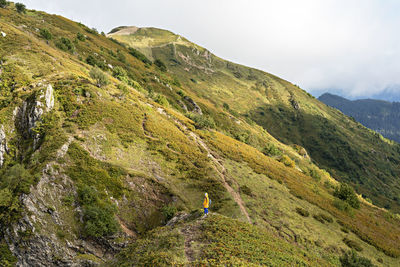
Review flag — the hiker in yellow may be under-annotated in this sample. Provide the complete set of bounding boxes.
[203,193,210,215]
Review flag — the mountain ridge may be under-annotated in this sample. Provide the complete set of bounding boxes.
[319,92,400,143]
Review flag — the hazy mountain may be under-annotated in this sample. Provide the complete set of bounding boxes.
[319,93,400,143]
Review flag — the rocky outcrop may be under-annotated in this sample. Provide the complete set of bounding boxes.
[0,125,8,167]
[16,84,55,147]
[183,96,202,115]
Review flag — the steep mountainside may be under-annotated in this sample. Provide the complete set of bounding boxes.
[0,3,399,266]
[109,26,400,214]
[319,93,400,143]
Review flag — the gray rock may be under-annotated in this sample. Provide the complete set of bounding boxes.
[183,96,202,115]
[16,84,55,147]
[0,125,8,167]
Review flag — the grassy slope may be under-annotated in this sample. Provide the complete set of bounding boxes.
[110,27,400,214]
[0,5,399,266]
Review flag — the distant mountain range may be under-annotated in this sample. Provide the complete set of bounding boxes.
[319,93,400,143]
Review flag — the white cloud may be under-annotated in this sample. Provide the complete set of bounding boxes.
[19,0,400,99]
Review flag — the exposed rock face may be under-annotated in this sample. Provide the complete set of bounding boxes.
[183,96,202,115]
[16,84,55,147]
[0,125,8,167]
[45,84,55,112]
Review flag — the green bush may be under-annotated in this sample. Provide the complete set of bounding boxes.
[0,242,17,267]
[82,204,119,238]
[154,94,169,107]
[295,207,310,217]
[223,103,230,110]
[343,238,363,252]
[154,59,167,72]
[55,37,74,52]
[187,114,215,129]
[112,66,128,81]
[39,28,52,40]
[89,67,109,88]
[15,2,25,13]
[262,143,282,157]
[77,185,119,238]
[308,168,321,181]
[334,183,360,209]
[76,32,85,41]
[339,250,374,267]
[313,213,333,223]
[279,155,295,168]
[0,0,8,8]
[161,205,177,222]
[239,185,253,196]
[333,199,353,213]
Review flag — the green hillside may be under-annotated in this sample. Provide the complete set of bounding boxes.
[0,3,399,266]
[109,26,400,214]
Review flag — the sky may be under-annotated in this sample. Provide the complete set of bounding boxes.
[18,0,400,100]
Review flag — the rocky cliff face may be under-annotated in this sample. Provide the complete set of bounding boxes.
[16,84,54,148]
[0,125,7,167]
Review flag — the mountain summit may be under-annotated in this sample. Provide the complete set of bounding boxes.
[0,4,399,266]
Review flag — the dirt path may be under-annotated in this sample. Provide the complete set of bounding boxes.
[117,217,136,238]
[152,107,252,223]
[188,132,252,224]
[181,224,197,263]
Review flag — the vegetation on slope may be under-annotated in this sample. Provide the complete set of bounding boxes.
[110,27,400,213]
[319,93,400,143]
[0,3,399,266]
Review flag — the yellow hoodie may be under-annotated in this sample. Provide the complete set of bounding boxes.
[203,193,209,208]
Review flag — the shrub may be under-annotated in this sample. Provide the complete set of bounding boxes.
[308,168,321,181]
[343,238,363,252]
[333,198,353,213]
[15,2,26,13]
[112,66,128,80]
[279,155,295,168]
[334,183,360,209]
[76,32,86,41]
[262,143,282,157]
[161,205,177,222]
[187,114,215,129]
[55,37,74,52]
[82,204,119,238]
[313,213,333,223]
[39,28,52,40]
[77,185,119,238]
[154,94,169,107]
[339,250,374,267]
[154,59,167,72]
[223,102,230,110]
[295,207,309,217]
[0,242,17,267]
[89,67,109,88]
[0,0,8,9]
[239,185,253,196]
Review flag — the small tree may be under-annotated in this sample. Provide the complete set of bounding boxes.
[15,2,26,13]
[89,67,109,88]
[0,0,8,8]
